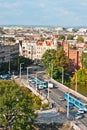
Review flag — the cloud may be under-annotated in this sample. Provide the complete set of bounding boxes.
[0,0,87,26]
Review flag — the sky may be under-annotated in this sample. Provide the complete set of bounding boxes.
[0,0,87,27]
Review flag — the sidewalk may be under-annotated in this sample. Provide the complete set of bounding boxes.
[72,121,87,130]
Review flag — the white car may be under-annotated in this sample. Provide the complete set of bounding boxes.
[38,85,44,89]
[58,97,65,101]
[75,113,84,120]
[78,109,84,114]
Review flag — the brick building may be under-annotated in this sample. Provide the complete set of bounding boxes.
[63,41,82,71]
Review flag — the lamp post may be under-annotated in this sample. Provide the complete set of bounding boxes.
[62,67,64,84]
[36,72,38,91]
[51,64,53,79]
[75,70,77,92]
[58,67,64,84]
[49,63,53,79]
[72,70,78,92]
[47,80,50,100]
[27,67,32,82]
[20,63,24,78]
[67,89,69,119]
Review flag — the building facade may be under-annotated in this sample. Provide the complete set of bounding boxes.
[19,38,58,61]
[0,43,19,64]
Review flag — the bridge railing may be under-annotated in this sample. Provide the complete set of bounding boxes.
[51,78,87,102]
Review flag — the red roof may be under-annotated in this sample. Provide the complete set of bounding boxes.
[37,40,53,46]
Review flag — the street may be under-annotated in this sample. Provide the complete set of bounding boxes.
[19,67,87,128]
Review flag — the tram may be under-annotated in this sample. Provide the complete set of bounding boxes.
[64,93,87,112]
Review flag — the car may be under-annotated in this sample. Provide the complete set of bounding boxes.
[31,81,36,84]
[75,113,84,120]
[58,97,65,101]
[28,78,32,82]
[38,85,44,90]
[78,109,84,114]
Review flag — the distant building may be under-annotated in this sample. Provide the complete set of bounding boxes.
[62,41,83,71]
[19,38,58,61]
[0,43,19,64]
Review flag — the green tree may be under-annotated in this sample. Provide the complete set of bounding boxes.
[81,52,87,69]
[71,69,87,84]
[42,49,57,68]
[52,48,70,82]
[77,36,84,42]
[0,56,33,74]
[54,48,69,71]
[58,35,65,40]
[67,34,74,40]
[0,80,41,130]
[42,47,70,83]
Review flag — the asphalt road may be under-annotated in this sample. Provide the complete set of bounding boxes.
[21,69,87,128]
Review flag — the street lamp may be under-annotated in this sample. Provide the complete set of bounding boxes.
[47,80,50,100]
[20,63,24,78]
[72,70,78,92]
[75,70,77,92]
[49,63,53,79]
[36,72,38,91]
[62,67,64,84]
[58,67,64,84]
[51,64,53,79]
[27,67,32,82]
[67,89,69,119]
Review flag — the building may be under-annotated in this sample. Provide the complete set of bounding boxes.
[0,43,19,64]
[19,38,58,61]
[63,40,83,71]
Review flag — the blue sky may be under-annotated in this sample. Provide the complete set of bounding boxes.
[0,0,87,27]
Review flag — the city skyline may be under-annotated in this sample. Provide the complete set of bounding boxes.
[0,0,87,27]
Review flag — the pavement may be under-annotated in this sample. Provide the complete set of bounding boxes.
[35,107,68,124]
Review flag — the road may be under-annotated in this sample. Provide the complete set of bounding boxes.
[20,68,87,128]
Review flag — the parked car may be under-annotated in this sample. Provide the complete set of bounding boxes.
[75,113,84,120]
[38,85,44,90]
[58,97,65,101]
[78,109,84,114]
[0,74,12,80]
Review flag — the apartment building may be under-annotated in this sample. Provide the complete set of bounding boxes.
[0,43,19,64]
[36,39,58,60]
[19,38,58,61]
[19,40,36,60]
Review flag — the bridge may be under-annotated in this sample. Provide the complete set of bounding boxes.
[64,93,87,112]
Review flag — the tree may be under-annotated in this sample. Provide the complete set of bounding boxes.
[0,56,33,74]
[42,47,70,83]
[81,52,87,69]
[52,48,70,82]
[0,80,41,129]
[71,69,87,84]
[42,49,57,68]
[67,34,74,40]
[77,36,84,43]
[58,35,65,40]
[54,47,69,71]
